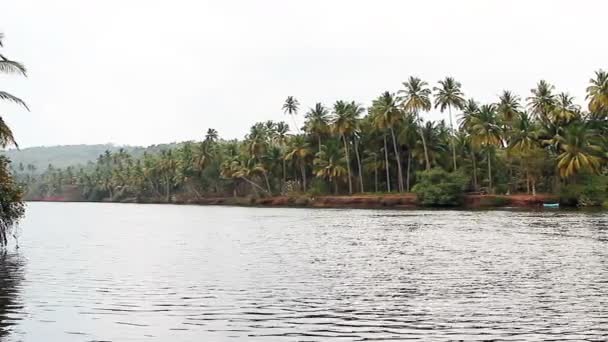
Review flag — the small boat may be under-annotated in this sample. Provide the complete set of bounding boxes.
[543,203,560,208]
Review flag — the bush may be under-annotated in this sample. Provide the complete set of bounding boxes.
[560,174,608,207]
[307,178,329,196]
[412,168,469,206]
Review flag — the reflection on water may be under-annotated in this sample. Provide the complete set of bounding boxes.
[3,202,608,341]
[0,251,25,339]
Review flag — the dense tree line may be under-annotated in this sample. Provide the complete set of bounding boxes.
[19,71,608,204]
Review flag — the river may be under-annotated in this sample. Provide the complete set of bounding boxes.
[1,202,607,341]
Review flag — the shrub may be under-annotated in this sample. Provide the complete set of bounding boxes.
[307,178,329,196]
[412,168,469,206]
[560,174,608,207]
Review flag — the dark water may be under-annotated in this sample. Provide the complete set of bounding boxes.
[1,202,607,341]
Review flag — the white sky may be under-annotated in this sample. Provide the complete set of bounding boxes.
[1,0,607,148]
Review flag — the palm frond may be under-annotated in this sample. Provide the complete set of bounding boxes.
[0,91,29,110]
[0,55,27,76]
[0,117,18,149]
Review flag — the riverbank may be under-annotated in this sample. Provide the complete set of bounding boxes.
[27,193,560,209]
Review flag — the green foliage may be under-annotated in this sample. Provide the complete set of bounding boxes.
[0,157,24,245]
[9,70,608,205]
[307,178,329,196]
[412,168,469,206]
[560,174,608,207]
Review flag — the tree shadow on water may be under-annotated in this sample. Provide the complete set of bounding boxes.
[0,250,25,339]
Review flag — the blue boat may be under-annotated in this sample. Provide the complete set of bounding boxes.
[543,203,560,208]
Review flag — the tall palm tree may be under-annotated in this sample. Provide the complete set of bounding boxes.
[304,103,330,153]
[586,69,608,116]
[0,33,28,148]
[205,128,219,143]
[284,135,312,191]
[399,76,432,170]
[552,92,580,124]
[527,80,556,123]
[282,96,300,133]
[433,77,465,170]
[508,112,539,194]
[467,104,502,192]
[314,141,347,194]
[349,102,366,193]
[497,90,522,124]
[556,124,603,179]
[331,100,358,194]
[371,92,404,192]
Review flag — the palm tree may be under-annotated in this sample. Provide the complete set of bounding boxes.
[467,104,502,192]
[371,92,404,192]
[508,112,540,194]
[282,96,300,133]
[314,141,347,194]
[527,80,556,123]
[399,76,432,170]
[205,128,219,143]
[497,90,522,124]
[556,124,603,179]
[586,69,608,116]
[349,102,366,193]
[284,135,312,191]
[0,33,28,149]
[304,103,330,153]
[434,77,465,170]
[331,100,358,194]
[552,92,580,124]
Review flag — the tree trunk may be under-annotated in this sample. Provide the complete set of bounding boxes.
[448,105,457,171]
[526,168,530,194]
[282,158,286,190]
[374,154,378,193]
[263,172,271,194]
[164,175,171,202]
[342,135,353,195]
[390,128,404,192]
[318,135,322,154]
[472,151,478,191]
[532,178,536,196]
[354,137,364,193]
[383,134,391,192]
[406,151,411,192]
[487,149,492,193]
[300,162,307,192]
[416,111,431,170]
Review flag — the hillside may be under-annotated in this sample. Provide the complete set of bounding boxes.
[2,143,183,172]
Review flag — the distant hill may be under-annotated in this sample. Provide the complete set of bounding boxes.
[2,142,184,172]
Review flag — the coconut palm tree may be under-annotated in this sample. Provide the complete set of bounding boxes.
[304,103,330,153]
[284,135,312,191]
[586,69,608,116]
[331,100,358,194]
[508,112,540,194]
[282,96,300,133]
[433,77,465,170]
[552,92,580,124]
[348,102,366,193]
[497,90,522,124]
[527,80,556,123]
[0,33,28,148]
[556,124,603,179]
[371,92,404,192]
[314,141,347,194]
[399,76,432,170]
[467,104,503,192]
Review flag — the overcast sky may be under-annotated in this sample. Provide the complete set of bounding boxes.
[1,0,607,148]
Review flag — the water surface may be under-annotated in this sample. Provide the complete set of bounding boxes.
[1,202,607,341]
